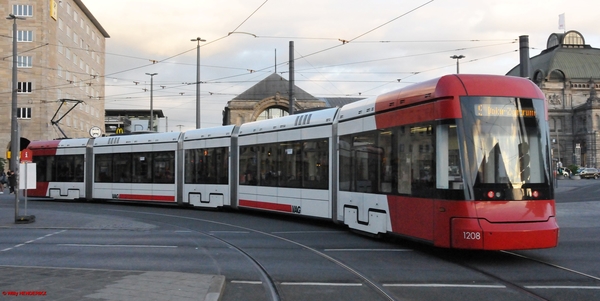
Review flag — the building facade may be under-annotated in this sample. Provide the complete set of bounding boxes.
[508,30,600,169]
[223,73,328,126]
[1,0,108,159]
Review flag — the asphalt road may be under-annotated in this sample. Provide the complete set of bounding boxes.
[0,179,599,301]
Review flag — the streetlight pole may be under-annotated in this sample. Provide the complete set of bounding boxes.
[191,37,206,129]
[8,14,25,222]
[145,73,157,131]
[450,55,465,74]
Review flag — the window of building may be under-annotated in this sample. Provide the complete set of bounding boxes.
[256,107,289,121]
[58,18,64,31]
[17,107,32,119]
[18,82,32,93]
[17,56,32,68]
[13,5,33,17]
[17,30,33,42]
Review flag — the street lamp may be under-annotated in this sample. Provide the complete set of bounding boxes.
[191,37,206,129]
[7,14,26,221]
[450,55,465,74]
[145,73,157,131]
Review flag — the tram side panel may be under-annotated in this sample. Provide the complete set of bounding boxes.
[336,106,396,236]
[237,110,336,219]
[28,139,89,200]
[182,126,235,208]
[91,133,180,203]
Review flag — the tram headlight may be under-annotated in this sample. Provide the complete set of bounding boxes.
[486,190,502,199]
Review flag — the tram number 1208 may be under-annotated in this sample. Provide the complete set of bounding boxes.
[463,232,481,240]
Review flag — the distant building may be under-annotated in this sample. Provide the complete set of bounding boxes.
[222,73,362,125]
[508,30,600,168]
[105,109,167,135]
[0,0,108,152]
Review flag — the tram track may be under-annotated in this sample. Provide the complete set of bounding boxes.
[109,208,397,301]
[422,247,600,301]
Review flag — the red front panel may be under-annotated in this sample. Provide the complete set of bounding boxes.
[387,197,558,250]
[387,195,435,241]
[446,200,558,250]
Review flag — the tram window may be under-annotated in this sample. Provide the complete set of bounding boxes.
[304,139,328,189]
[74,155,84,182]
[95,154,112,182]
[339,132,386,193]
[33,155,54,182]
[397,123,435,197]
[436,124,463,190]
[241,138,328,189]
[153,151,174,184]
[185,148,227,185]
[259,144,278,187]
[132,152,152,183]
[113,153,131,183]
[339,136,352,191]
[54,155,83,182]
[279,141,302,188]
[239,146,257,185]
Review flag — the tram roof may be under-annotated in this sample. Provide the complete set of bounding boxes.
[28,138,90,150]
[238,107,338,136]
[93,131,182,146]
[183,125,236,141]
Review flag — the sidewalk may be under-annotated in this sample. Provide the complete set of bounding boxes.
[0,194,225,301]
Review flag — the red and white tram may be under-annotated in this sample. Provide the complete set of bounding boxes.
[27,74,559,250]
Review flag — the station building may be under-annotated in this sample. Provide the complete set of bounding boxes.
[508,30,600,168]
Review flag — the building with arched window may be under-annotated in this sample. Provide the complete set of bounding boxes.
[223,73,328,126]
[507,30,600,169]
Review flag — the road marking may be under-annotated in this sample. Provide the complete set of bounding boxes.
[58,244,177,248]
[383,284,505,288]
[271,231,342,234]
[525,286,600,290]
[1,230,66,252]
[324,248,412,252]
[231,280,263,285]
[281,282,363,287]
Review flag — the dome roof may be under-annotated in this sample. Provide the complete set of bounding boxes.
[507,31,600,82]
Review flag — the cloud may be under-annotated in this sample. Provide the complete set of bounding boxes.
[82,0,600,132]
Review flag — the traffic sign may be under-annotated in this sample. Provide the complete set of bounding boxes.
[89,126,102,138]
[21,149,33,163]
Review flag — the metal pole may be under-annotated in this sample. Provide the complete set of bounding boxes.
[289,41,295,115]
[195,40,201,128]
[191,37,206,129]
[450,55,465,74]
[8,14,23,220]
[146,73,157,131]
[519,35,531,78]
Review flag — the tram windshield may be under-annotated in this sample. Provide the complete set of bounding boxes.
[460,97,551,191]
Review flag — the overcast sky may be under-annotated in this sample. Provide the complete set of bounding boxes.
[82,0,599,131]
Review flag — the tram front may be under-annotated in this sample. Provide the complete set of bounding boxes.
[450,96,559,250]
